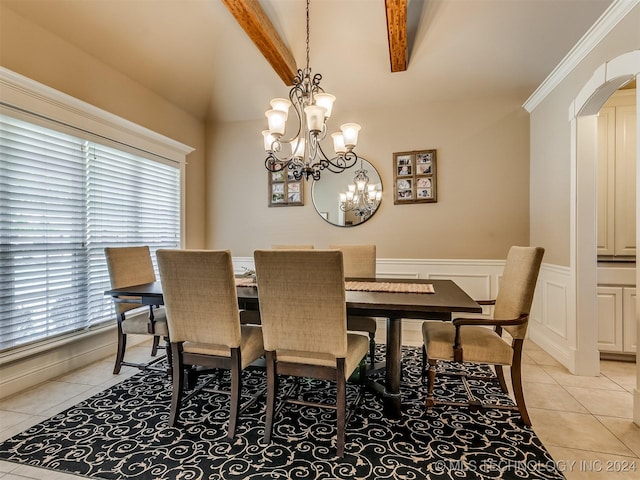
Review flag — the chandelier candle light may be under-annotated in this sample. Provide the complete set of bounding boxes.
[339,161,382,218]
[262,0,361,181]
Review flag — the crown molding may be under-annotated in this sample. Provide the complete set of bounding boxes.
[523,0,639,113]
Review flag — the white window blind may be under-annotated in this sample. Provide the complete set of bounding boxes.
[0,114,181,351]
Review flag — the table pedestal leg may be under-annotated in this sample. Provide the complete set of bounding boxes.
[383,317,402,418]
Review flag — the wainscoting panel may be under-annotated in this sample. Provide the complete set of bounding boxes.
[528,263,574,370]
[544,280,570,339]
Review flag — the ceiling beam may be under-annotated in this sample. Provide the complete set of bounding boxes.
[385,0,408,72]
[220,0,298,86]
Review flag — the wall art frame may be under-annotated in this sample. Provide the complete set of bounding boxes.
[268,169,304,207]
[393,149,437,204]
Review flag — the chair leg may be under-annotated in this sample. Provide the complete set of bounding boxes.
[151,335,160,356]
[359,359,367,387]
[336,359,347,458]
[421,345,426,382]
[227,349,242,438]
[263,351,277,444]
[368,332,376,367]
[169,343,184,427]
[510,354,531,426]
[113,318,127,374]
[164,337,173,377]
[425,358,437,410]
[495,365,509,394]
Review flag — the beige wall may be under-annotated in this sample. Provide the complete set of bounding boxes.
[0,5,206,248]
[206,93,531,259]
[529,5,640,266]
[0,4,533,260]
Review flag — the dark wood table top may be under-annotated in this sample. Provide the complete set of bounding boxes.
[106,277,481,320]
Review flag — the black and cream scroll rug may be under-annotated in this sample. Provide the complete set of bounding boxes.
[0,347,565,480]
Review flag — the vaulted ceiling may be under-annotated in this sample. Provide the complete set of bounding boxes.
[2,0,614,122]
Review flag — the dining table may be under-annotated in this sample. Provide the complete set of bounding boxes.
[106,277,481,419]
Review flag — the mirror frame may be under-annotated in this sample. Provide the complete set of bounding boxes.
[311,157,383,227]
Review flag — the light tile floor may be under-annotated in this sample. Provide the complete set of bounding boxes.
[0,330,638,480]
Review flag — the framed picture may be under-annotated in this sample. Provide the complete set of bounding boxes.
[392,149,437,204]
[269,170,304,207]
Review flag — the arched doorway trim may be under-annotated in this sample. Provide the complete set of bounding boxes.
[570,49,639,423]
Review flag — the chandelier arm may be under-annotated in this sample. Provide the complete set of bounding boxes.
[314,122,328,143]
[310,73,323,96]
[307,132,318,162]
[306,142,332,173]
[265,153,289,173]
[266,140,293,164]
[316,148,359,173]
[274,81,304,145]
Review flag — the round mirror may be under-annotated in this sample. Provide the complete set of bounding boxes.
[311,157,382,227]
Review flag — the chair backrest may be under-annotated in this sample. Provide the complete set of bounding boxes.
[156,249,241,346]
[329,244,376,278]
[271,244,314,249]
[254,249,348,357]
[105,246,157,315]
[494,246,545,340]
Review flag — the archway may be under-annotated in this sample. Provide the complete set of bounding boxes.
[572,50,639,423]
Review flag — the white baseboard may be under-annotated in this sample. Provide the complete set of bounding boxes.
[0,319,148,400]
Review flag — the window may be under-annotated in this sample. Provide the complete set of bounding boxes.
[0,114,181,351]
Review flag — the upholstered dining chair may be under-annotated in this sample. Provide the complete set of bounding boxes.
[254,249,369,458]
[422,246,544,425]
[104,246,169,374]
[156,249,265,437]
[329,244,378,367]
[239,244,316,325]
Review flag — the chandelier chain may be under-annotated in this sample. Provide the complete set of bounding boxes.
[305,0,310,71]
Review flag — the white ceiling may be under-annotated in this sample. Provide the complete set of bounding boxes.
[3,0,614,122]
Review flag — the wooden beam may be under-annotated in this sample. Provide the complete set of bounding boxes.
[220,0,298,86]
[385,0,407,72]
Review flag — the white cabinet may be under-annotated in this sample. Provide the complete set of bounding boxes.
[597,286,623,352]
[597,285,636,354]
[597,89,636,257]
[623,287,636,352]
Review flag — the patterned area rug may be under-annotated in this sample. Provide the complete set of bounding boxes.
[0,347,564,479]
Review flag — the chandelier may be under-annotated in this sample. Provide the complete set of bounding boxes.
[261,0,361,181]
[339,160,382,218]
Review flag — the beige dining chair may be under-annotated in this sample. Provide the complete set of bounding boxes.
[239,244,315,325]
[254,249,369,458]
[421,246,544,425]
[104,246,169,374]
[329,244,378,367]
[156,249,265,437]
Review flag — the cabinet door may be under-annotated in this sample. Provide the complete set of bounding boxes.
[597,286,624,352]
[622,287,636,353]
[614,104,636,256]
[597,107,616,256]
